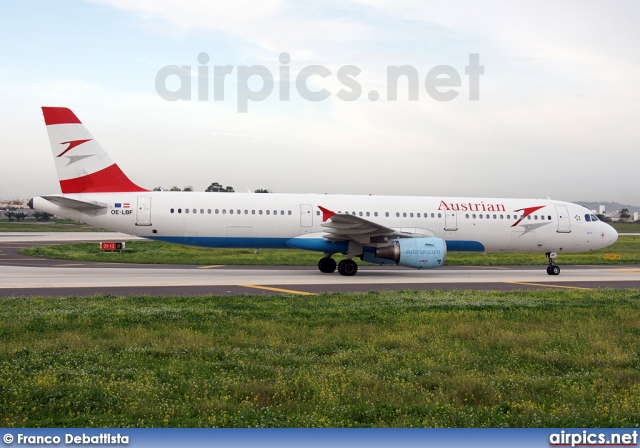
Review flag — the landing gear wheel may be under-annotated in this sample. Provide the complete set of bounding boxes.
[318,257,337,273]
[337,259,358,276]
[546,252,560,276]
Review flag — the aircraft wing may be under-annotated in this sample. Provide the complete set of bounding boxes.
[319,206,424,245]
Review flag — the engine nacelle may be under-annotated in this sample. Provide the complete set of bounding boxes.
[375,237,446,269]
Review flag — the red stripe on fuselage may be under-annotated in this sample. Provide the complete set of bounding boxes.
[59,164,148,193]
[42,107,82,125]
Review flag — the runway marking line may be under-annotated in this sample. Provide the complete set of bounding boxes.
[240,284,316,296]
[615,269,640,273]
[53,263,86,267]
[197,265,223,269]
[463,266,512,270]
[507,282,593,290]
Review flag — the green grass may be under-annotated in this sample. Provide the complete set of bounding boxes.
[610,222,640,233]
[0,220,105,232]
[1,290,639,427]
[19,235,640,266]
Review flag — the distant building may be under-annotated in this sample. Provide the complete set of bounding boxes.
[0,199,27,209]
[599,205,606,214]
[634,212,639,222]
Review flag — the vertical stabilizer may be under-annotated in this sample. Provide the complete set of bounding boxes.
[42,107,147,193]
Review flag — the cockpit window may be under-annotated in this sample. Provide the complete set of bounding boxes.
[591,214,599,221]
[585,214,591,222]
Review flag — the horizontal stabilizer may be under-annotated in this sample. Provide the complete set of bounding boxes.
[41,195,108,211]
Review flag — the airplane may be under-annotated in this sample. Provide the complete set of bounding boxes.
[29,107,619,276]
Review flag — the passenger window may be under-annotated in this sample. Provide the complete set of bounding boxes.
[170,208,174,213]
[548,215,551,220]
[541,215,544,220]
[245,210,248,215]
[252,210,255,215]
[385,212,389,217]
[208,209,211,214]
[366,212,370,217]
[185,208,189,214]
[359,212,363,216]
[403,213,407,217]
[472,214,476,219]
[479,214,483,219]
[215,209,219,214]
[288,211,292,215]
[178,208,182,214]
[193,209,196,214]
[438,213,441,218]
[280,210,284,215]
[493,214,496,219]
[417,213,421,218]
[431,213,435,218]
[230,209,234,214]
[374,212,378,217]
[259,210,263,215]
[465,214,469,218]
[266,210,270,215]
[200,209,204,214]
[222,209,226,214]
[534,215,538,220]
[410,213,414,218]
[500,215,503,219]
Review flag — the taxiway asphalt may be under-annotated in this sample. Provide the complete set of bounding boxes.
[0,233,638,297]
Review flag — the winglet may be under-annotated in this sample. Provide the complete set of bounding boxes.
[318,206,336,222]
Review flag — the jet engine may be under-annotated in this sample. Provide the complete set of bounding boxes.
[374,237,446,269]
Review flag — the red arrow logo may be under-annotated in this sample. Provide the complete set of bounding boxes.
[57,139,92,157]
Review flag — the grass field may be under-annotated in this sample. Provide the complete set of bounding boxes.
[1,289,639,427]
[0,220,104,232]
[19,235,640,266]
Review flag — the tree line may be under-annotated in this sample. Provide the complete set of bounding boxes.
[152,182,271,193]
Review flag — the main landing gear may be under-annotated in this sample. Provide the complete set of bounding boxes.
[317,255,358,276]
[318,255,337,273]
[546,252,560,276]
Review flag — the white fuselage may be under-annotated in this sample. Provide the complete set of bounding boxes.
[32,192,618,254]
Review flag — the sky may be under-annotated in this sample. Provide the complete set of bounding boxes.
[0,0,638,204]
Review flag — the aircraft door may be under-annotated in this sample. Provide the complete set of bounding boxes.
[444,210,457,231]
[136,197,151,226]
[300,204,313,227]
[555,205,571,233]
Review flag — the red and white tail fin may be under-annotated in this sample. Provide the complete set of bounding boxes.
[42,107,147,193]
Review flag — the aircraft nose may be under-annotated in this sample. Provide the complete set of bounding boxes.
[606,224,618,245]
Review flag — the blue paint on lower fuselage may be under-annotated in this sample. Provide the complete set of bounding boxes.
[150,236,486,252]
[446,240,485,252]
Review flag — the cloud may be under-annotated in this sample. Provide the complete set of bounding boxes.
[92,0,371,58]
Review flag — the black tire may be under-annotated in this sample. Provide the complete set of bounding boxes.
[546,266,553,275]
[337,259,358,276]
[318,257,337,273]
[551,265,560,275]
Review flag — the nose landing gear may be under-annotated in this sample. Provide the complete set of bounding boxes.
[546,252,560,275]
